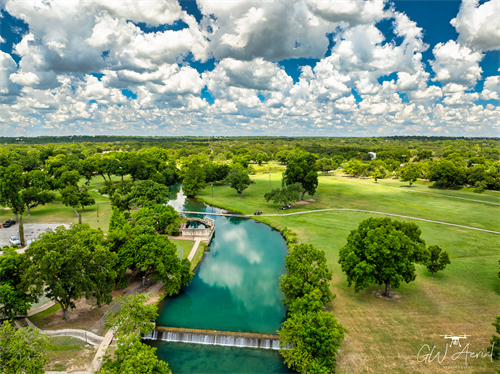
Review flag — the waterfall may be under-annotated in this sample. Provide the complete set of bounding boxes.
[142,331,158,340]
[145,331,282,350]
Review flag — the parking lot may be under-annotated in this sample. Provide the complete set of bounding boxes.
[0,222,70,248]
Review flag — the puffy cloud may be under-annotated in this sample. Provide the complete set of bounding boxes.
[95,0,183,25]
[431,41,483,87]
[206,58,293,93]
[451,0,500,52]
[481,76,500,101]
[0,52,20,99]
[306,0,389,26]
[198,0,335,61]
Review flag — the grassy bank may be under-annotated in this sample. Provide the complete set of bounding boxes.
[197,173,499,374]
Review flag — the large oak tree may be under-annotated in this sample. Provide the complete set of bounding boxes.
[338,217,428,297]
[284,152,319,200]
[22,224,117,320]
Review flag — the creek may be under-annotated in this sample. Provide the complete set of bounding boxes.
[144,184,294,373]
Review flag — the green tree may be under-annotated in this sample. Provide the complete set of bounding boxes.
[264,183,303,207]
[21,187,55,215]
[225,165,253,197]
[129,180,170,208]
[316,158,334,176]
[428,160,466,188]
[280,244,334,307]
[426,245,451,278]
[284,152,319,200]
[117,235,193,296]
[182,156,206,197]
[22,224,117,320]
[80,158,97,186]
[0,248,37,320]
[338,217,428,297]
[99,334,171,374]
[21,170,55,215]
[400,163,421,186]
[0,164,25,221]
[278,308,346,374]
[288,288,324,315]
[132,205,184,235]
[104,294,158,336]
[256,153,265,166]
[0,322,48,374]
[372,167,387,183]
[343,159,367,177]
[58,169,81,188]
[109,207,128,232]
[61,185,95,211]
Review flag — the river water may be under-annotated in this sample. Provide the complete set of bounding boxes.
[145,184,294,373]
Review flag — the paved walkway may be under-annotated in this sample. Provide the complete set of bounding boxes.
[89,328,115,373]
[259,209,500,235]
[188,238,202,261]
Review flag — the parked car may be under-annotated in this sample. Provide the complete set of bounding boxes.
[9,236,21,245]
[2,219,16,228]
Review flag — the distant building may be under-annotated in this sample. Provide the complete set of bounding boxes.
[368,152,376,160]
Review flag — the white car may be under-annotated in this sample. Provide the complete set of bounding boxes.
[9,236,21,245]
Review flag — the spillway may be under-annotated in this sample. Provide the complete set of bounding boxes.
[143,327,283,350]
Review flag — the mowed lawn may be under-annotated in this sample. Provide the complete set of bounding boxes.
[0,175,117,232]
[198,174,500,374]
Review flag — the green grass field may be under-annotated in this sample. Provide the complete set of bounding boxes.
[197,173,500,374]
[0,175,118,231]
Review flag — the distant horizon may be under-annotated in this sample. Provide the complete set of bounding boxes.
[2,134,499,141]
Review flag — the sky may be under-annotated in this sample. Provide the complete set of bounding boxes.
[0,0,499,137]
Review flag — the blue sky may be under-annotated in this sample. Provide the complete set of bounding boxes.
[0,0,498,136]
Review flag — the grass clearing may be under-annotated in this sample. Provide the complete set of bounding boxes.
[44,336,95,372]
[169,238,195,258]
[197,174,500,373]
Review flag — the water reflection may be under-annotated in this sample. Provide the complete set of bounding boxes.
[157,184,288,334]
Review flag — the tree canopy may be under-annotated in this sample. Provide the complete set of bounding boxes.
[400,163,421,186]
[116,234,193,296]
[104,294,158,336]
[181,156,206,197]
[338,217,428,297]
[0,322,48,374]
[225,165,253,197]
[0,248,37,320]
[284,152,319,200]
[22,224,117,320]
[99,334,171,374]
[129,179,171,208]
[264,183,303,207]
[280,243,334,307]
[278,296,346,374]
[426,245,450,278]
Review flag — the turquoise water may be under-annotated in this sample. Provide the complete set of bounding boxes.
[148,341,295,374]
[145,184,292,373]
[156,213,288,333]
